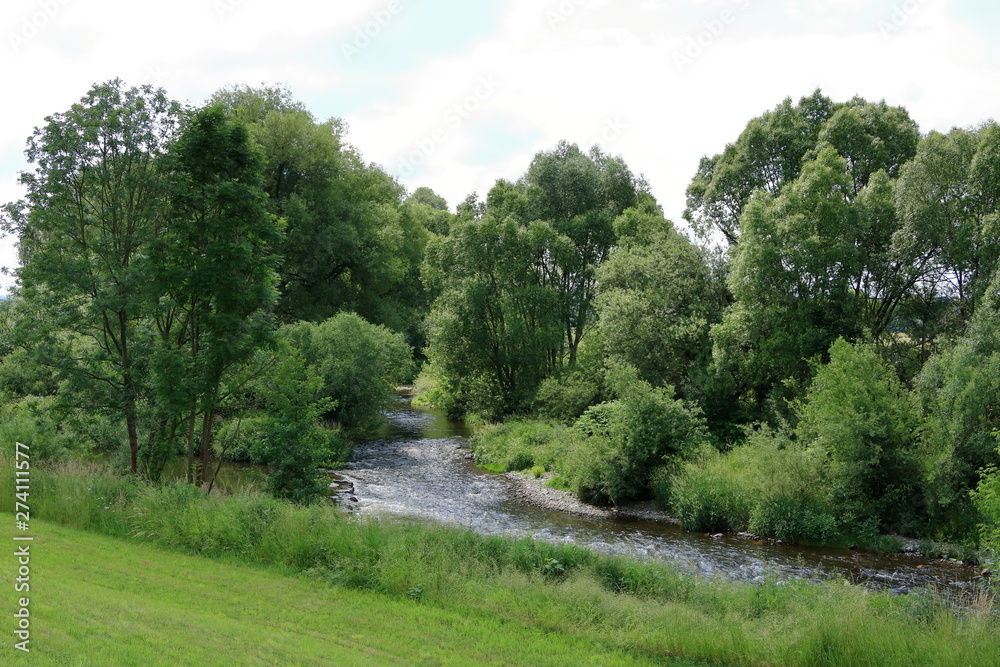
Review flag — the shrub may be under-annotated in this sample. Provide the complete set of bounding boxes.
[250,350,341,504]
[284,313,414,435]
[564,364,708,505]
[667,447,753,532]
[470,420,571,473]
[916,297,1000,536]
[531,369,602,424]
[972,442,1000,556]
[666,426,837,542]
[0,397,76,461]
[411,362,464,418]
[504,451,534,472]
[749,495,838,543]
[798,338,921,532]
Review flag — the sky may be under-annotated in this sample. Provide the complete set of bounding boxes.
[2,0,999,295]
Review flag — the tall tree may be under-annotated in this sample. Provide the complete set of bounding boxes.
[422,142,643,417]
[684,92,919,247]
[209,85,421,337]
[712,146,862,411]
[4,80,181,473]
[147,105,282,483]
[895,123,1000,332]
[424,214,564,418]
[409,186,448,211]
[684,90,833,245]
[594,196,724,395]
[522,142,641,365]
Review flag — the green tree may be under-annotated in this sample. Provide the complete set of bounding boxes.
[684,90,834,245]
[916,281,1000,535]
[283,312,414,435]
[521,142,641,365]
[895,123,1000,332]
[712,146,862,413]
[422,143,643,417]
[210,85,423,336]
[685,92,919,247]
[595,196,723,395]
[145,105,282,483]
[405,191,454,237]
[797,339,921,531]
[816,99,920,196]
[3,80,182,473]
[251,347,338,503]
[409,186,448,211]
[424,215,564,418]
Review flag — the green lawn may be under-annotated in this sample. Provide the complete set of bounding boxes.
[2,519,693,666]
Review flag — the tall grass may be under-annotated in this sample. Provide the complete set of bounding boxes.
[2,453,997,666]
[665,426,842,544]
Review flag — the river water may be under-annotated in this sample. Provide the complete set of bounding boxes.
[340,400,982,596]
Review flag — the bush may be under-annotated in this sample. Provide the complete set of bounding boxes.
[470,420,571,473]
[798,339,921,532]
[250,350,341,504]
[284,313,414,435]
[972,442,1000,556]
[504,451,534,472]
[564,364,708,505]
[0,397,76,461]
[917,297,1000,536]
[666,426,837,542]
[531,369,602,424]
[411,363,463,418]
[667,447,753,532]
[749,495,838,543]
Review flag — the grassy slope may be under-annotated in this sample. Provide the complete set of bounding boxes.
[4,518,694,666]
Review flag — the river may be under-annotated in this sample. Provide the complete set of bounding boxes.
[339,399,982,596]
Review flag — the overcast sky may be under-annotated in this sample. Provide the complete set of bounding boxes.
[2,0,999,295]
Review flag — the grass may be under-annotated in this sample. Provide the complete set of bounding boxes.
[6,517,692,666]
[2,456,999,666]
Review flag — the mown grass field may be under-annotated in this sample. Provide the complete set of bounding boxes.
[1,517,696,666]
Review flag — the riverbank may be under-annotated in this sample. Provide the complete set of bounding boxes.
[500,465,989,580]
[4,462,997,667]
[468,418,995,574]
[502,467,672,524]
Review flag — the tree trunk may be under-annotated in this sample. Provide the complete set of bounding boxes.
[185,408,198,484]
[197,410,213,486]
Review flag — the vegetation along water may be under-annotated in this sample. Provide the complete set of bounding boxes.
[2,82,1000,664]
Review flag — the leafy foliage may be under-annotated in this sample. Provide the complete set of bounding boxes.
[916,282,1000,535]
[4,79,183,473]
[146,104,282,482]
[797,339,921,531]
[595,196,725,401]
[566,365,707,505]
[283,313,414,435]
[210,85,429,341]
[250,349,339,503]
